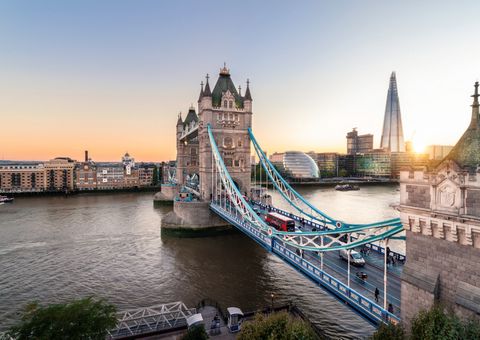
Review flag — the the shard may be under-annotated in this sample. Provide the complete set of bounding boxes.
[380,72,405,152]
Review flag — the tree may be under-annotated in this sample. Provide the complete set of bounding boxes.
[371,322,405,340]
[181,325,209,340]
[238,312,317,340]
[8,297,117,340]
[371,305,480,340]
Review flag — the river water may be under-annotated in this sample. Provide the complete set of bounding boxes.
[0,184,400,338]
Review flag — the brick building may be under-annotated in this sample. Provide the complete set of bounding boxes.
[44,157,75,192]
[0,162,45,192]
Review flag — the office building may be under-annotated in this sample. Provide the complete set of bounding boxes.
[346,128,373,155]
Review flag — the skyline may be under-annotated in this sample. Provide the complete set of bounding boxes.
[2,1,480,161]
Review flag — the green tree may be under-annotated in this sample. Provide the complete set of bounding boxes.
[8,297,117,340]
[371,305,480,340]
[371,322,405,340]
[238,312,317,340]
[181,325,209,340]
[410,305,467,340]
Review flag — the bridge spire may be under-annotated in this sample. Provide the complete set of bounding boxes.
[244,79,252,101]
[176,112,183,126]
[198,81,204,102]
[470,81,479,128]
[203,74,212,97]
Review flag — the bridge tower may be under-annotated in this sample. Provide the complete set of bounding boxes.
[198,65,252,200]
[399,82,480,325]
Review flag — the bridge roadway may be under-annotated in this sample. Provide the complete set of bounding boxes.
[251,202,403,318]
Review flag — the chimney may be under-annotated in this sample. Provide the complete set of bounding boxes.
[85,150,88,162]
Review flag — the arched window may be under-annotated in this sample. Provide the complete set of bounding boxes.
[223,100,227,107]
[229,101,233,108]
[238,139,242,147]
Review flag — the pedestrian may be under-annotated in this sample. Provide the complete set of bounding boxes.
[374,287,379,303]
[388,303,394,314]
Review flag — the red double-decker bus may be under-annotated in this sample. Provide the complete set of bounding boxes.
[265,212,295,232]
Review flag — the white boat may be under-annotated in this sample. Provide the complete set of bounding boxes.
[0,195,14,203]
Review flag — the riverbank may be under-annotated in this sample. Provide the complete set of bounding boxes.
[0,186,162,197]
[253,178,398,187]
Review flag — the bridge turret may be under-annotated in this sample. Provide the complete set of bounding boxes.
[200,74,212,110]
[244,79,252,112]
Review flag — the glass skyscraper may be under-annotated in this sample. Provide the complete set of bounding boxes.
[380,72,405,152]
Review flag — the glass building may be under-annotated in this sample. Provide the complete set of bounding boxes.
[271,151,320,179]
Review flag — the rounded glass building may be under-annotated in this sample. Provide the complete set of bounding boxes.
[273,151,320,179]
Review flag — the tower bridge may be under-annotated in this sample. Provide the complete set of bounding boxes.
[160,66,480,327]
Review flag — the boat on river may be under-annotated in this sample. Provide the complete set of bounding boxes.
[335,184,360,191]
[0,195,14,204]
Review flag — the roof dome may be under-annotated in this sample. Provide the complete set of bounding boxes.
[444,82,480,170]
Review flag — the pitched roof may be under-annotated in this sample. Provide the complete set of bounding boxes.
[203,76,212,97]
[444,82,480,170]
[183,107,198,125]
[211,71,244,108]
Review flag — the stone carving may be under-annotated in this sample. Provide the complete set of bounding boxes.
[439,185,456,207]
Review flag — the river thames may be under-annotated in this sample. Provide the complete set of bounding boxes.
[0,184,401,338]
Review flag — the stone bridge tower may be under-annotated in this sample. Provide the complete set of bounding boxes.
[399,82,480,325]
[197,65,252,200]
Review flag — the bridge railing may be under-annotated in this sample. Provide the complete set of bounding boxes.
[107,301,196,339]
[271,240,400,325]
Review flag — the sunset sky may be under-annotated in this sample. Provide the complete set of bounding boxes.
[1,1,480,161]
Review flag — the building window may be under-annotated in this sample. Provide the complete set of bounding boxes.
[223,100,227,107]
[223,137,233,148]
[238,139,242,147]
[234,160,240,167]
[224,158,233,167]
[229,101,233,108]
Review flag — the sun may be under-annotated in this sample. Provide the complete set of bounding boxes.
[412,140,427,153]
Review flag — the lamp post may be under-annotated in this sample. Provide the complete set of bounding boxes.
[270,293,274,312]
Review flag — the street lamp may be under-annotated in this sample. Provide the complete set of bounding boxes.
[270,293,275,312]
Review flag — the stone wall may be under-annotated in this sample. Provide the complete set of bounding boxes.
[401,231,480,325]
[405,184,430,209]
[466,189,480,217]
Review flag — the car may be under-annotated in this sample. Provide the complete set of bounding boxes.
[339,249,366,267]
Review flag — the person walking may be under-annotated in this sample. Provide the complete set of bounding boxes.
[388,303,394,314]
[374,287,379,303]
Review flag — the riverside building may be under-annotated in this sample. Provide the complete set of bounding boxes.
[44,157,75,192]
[0,162,45,192]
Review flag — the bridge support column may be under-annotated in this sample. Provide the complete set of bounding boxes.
[161,200,232,236]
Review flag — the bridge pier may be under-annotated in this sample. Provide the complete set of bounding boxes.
[153,184,179,206]
[161,200,232,236]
